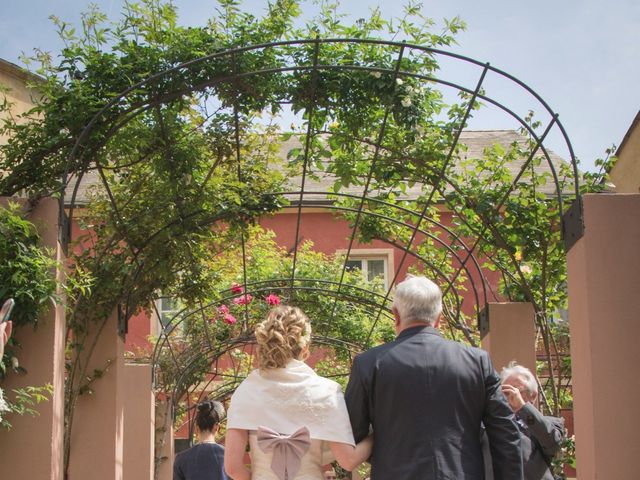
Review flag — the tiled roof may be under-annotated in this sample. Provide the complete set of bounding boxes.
[67,130,570,206]
[274,130,570,204]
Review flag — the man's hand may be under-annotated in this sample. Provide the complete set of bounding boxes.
[0,320,12,358]
[501,383,526,412]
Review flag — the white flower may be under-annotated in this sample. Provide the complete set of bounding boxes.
[396,78,404,85]
[401,97,412,107]
[0,388,9,423]
[521,264,533,275]
[370,71,382,78]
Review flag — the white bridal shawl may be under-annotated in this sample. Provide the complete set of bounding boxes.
[227,359,355,446]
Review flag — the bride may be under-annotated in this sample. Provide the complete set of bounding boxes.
[224,305,373,480]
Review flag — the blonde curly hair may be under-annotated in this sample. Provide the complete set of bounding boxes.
[255,305,312,369]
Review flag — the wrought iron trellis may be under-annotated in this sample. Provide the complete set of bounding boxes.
[58,38,581,429]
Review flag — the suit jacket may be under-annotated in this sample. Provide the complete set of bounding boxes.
[345,325,523,480]
[516,403,565,480]
[483,403,565,480]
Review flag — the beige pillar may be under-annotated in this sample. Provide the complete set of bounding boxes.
[123,363,154,480]
[68,310,125,479]
[567,193,640,480]
[0,198,66,480]
[480,302,536,374]
[155,397,175,480]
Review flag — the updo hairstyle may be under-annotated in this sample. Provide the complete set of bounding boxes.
[255,305,312,369]
[195,400,225,432]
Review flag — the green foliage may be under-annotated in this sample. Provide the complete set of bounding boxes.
[0,383,53,430]
[554,434,576,478]
[0,0,464,198]
[436,113,614,413]
[0,203,57,329]
[0,203,58,377]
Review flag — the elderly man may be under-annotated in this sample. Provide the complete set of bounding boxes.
[500,363,565,480]
[345,275,523,480]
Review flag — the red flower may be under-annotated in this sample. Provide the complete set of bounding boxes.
[223,313,237,325]
[233,294,253,305]
[265,294,281,305]
[217,304,230,315]
[231,283,244,294]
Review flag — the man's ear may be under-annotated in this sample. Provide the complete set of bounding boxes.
[392,307,401,328]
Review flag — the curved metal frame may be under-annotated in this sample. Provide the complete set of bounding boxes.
[58,38,580,427]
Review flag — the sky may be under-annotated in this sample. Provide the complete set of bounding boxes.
[1,0,639,172]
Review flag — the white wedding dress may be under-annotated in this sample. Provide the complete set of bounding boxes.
[227,359,355,480]
[248,432,332,480]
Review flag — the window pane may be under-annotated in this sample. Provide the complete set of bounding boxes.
[367,259,385,282]
[346,259,363,271]
[160,312,173,328]
[159,297,181,328]
[161,297,179,312]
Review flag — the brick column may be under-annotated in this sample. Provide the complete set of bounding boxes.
[567,194,640,479]
[123,363,154,480]
[68,310,125,479]
[0,198,66,480]
[480,302,536,374]
[155,396,175,480]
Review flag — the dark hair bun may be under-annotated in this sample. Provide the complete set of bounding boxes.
[197,401,213,414]
[195,400,225,432]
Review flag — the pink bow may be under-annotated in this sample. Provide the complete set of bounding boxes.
[257,426,311,480]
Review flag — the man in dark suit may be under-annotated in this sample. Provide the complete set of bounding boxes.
[345,275,523,480]
[499,363,565,480]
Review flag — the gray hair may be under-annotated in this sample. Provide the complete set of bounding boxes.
[392,275,442,326]
[500,362,537,395]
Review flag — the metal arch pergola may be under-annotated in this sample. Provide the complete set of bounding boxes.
[58,38,582,428]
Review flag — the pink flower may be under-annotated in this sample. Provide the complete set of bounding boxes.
[520,265,533,275]
[233,294,253,305]
[264,294,281,305]
[217,304,230,315]
[223,313,238,325]
[231,283,244,294]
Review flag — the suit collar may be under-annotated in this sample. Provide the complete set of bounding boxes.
[396,325,442,340]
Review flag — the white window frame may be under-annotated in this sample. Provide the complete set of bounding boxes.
[151,296,184,336]
[336,248,394,289]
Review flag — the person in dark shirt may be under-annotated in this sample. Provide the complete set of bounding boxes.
[173,400,228,480]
